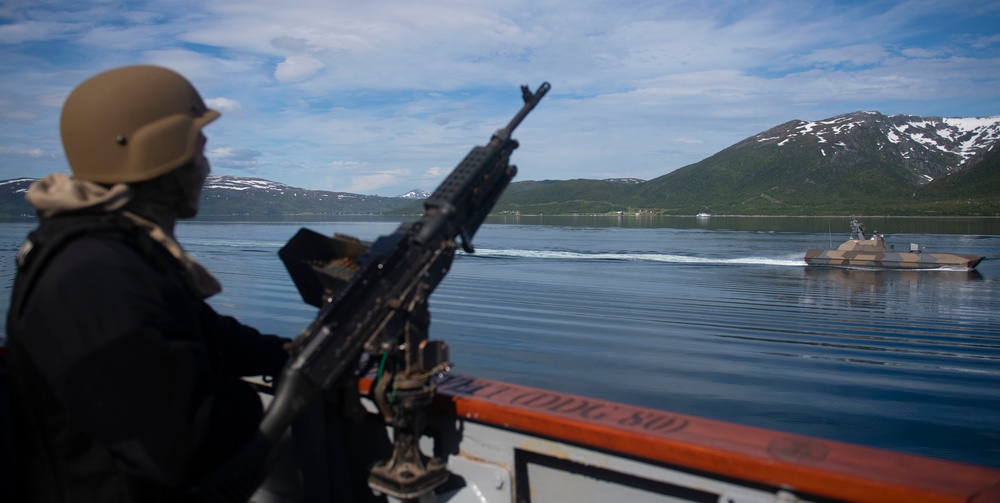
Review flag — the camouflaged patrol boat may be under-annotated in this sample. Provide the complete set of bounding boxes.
[804,219,984,270]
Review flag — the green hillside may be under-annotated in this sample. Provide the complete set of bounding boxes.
[497,179,639,214]
[633,133,914,215]
[906,149,1000,214]
[488,116,1000,216]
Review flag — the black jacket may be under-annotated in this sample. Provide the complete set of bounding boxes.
[6,213,289,502]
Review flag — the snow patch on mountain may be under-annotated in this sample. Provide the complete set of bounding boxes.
[604,178,645,184]
[754,112,1000,182]
[0,177,35,193]
[203,176,292,191]
[398,189,432,199]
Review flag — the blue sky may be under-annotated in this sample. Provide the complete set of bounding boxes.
[1,1,998,196]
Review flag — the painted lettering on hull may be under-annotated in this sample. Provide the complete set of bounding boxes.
[435,374,690,436]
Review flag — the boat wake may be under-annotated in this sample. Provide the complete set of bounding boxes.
[465,248,807,267]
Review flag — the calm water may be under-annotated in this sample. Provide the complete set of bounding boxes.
[2,215,999,468]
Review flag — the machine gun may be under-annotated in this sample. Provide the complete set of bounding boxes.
[195,82,549,503]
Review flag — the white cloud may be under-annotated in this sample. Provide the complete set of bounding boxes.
[901,47,945,59]
[348,169,410,194]
[0,146,49,158]
[0,0,998,195]
[671,138,704,145]
[274,55,325,83]
[0,20,75,44]
[972,34,1000,49]
[329,160,369,169]
[208,146,261,171]
[206,97,242,114]
[797,44,891,68]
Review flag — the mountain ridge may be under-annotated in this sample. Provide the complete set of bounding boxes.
[496,111,1000,216]
[0,176,420,217]
[2,111,998,217]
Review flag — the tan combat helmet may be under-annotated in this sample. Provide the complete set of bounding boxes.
[60,65,220,184]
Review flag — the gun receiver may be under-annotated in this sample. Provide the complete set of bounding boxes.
[193,82,550,502]
[281,79,548,396]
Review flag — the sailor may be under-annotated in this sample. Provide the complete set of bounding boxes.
[5,65,291,502]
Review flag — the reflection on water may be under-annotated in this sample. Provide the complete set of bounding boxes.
[804,267,985,312]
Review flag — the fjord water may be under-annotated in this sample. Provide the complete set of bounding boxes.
[2,215,998,468]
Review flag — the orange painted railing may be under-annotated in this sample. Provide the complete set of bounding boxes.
[411,373,1000,503]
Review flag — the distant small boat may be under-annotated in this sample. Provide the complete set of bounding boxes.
[804,219,984,270]
[696,212,710,218]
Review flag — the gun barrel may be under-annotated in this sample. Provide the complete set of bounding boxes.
[418,82,550,249]
[496,82,551,143]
